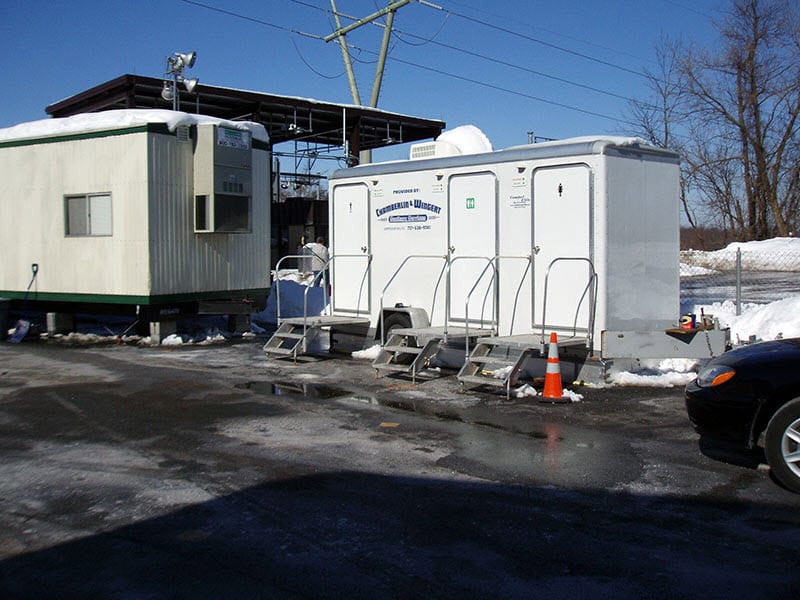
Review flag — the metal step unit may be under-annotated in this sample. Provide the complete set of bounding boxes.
[373,325,495,382]
[263,316,370,361]
[457,334,590,398]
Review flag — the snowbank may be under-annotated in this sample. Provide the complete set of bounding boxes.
[681,237,800,272]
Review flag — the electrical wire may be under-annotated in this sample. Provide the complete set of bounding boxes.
[181,0,642,126]
[342,42,636,126]
[290,0,655,108]
[180,0,318,37]
[290,33,345,79]
[424,2,648,79]
[392,27,653,108]
[435,0,657,67]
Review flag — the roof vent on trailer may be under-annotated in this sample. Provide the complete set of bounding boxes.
[409,140,462,160]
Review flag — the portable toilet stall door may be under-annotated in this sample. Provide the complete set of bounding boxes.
[447,173,497,325]
[328,136,681,353]
[329,183,371,316]
[531,164,593,337]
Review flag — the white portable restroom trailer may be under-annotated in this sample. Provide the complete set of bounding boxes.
[266,135,726,386]
[0,110,270,336]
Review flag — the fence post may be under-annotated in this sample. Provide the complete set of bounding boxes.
[735,247,742,316]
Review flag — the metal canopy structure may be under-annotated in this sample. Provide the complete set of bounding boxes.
[45,74,445,160]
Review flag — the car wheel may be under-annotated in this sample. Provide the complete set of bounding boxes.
[764,397,800,494]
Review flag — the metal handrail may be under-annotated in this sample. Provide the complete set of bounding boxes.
[273,253,371,347]
[539,257,598,349]
[506,255,534,336]
[462,254,533,359]
[378,254,448,345]
[460,256,497,359]
[445,255,492,329]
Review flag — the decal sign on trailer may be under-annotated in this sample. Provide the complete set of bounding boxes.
[374,187,442,233]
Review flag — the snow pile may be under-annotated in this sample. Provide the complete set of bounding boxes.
[681,237,800,272]
[681,237,800,342]
[0,109,269,143]
[513,383,583,401]
[691,296,800,344]
[436,125,493,155]
[251,277,328,327]
[680,263,716,276]
[609,359,698,388]
[352,344,382,360]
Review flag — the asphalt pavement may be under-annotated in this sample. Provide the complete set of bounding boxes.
[1,338,798,598]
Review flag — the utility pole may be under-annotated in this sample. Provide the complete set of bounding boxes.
[329,0,361,106]
[325,0,413,163]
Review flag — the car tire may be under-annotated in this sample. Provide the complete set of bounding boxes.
[764,397,800,494]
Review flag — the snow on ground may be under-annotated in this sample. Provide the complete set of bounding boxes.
[683,237,800,344]
[681,236,800,272]
[9,239,799,390]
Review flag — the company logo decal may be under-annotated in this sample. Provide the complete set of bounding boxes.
[375,199,442,220]
[376,189,442,232]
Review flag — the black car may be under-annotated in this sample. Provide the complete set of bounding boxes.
[685,337,800,493]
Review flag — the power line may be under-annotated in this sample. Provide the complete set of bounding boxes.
[347,43,636,126]
[181,0,638,126]
[393,28,649,108]
[293,0,655,107]
[423,2,649,80]
[180,0,322,39]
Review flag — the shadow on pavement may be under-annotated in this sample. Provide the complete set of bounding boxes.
[1,471,798,599]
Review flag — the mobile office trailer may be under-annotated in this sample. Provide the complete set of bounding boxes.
[0,110,270,334]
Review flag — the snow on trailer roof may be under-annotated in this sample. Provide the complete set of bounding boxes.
[329,131,678,179]
[0,109,269,144]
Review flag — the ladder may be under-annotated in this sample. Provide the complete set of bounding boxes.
[263,252,371,361]
[372,325,495,382]
[372,329,441,382]
[263,315,371,361]
[457,334,590,398]
[457,336,536,399]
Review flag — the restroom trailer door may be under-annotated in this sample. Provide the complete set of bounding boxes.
[330,183,371,315]
[448,173,498,325]
[532,164,593,335]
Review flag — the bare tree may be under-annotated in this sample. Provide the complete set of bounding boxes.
[632,0,800,241]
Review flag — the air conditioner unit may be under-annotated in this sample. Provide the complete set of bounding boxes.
[409,140,462,161]
[193,124,253,233]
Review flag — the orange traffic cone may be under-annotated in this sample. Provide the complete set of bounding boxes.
[541,332,568,403]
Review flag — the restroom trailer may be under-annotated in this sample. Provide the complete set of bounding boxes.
[266,136,726,385]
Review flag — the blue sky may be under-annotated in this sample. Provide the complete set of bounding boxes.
[1,0,720,160]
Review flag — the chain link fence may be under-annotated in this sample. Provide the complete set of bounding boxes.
[680,241,800,313]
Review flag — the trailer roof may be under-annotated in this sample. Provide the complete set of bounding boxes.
[329,135,680,179]
[0,109,268,144]
[44,74,445,155]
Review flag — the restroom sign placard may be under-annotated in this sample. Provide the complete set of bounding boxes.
[466,197,476,209]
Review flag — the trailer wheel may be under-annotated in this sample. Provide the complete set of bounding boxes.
[382,312,416,364]
[383,312,412,338]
